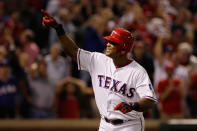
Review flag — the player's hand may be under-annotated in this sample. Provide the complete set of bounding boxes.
[114,102,133,114]
[41,9,59,28]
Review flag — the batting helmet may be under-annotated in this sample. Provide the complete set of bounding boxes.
[104,28,134,55]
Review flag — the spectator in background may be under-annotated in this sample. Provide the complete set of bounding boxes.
[0,46,7,62]
[157,63,185,120]
[56,77,92,119]
[0,2,8,24]
[0,24,12,47]
[193,13,197,56]
[45,0,60,15]
[153,36,176,88]
[45,44,70,86]
[71,0,94,26]
[171,8,192,44]
[132,40,154,83]
[172,42,191,117]
[4,0,27,14]
[153,36,189,87]
[177,42,193,69]
[0,18,33,118]
[0,2,9,46]
[0,60,17,119]
[84,14,105,53]
[4,29,32,118]
[4,11,24,42]
[154,36,191,118]
[28,59,55,119]
[19,29,40,70]
[187,72,197,118]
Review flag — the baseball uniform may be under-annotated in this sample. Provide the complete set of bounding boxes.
[77,48,157,131]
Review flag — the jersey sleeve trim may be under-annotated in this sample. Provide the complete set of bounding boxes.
[142,96,158,102]
[77,48,81,70]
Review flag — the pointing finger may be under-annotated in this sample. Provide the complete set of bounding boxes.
[41,9,52,18]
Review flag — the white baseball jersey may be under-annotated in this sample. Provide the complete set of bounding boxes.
[77,49,157,131]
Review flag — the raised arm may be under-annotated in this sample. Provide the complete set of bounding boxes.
[41,9,78,62]
[154,35,163,65]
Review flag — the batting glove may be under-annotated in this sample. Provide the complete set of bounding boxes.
[41,9,58,28]
[114,102,133,114]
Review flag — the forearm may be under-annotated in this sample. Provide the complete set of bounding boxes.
[58,35,78,61]
[56,25,79,62]
[154,36,163,63]
[135,98,155,112]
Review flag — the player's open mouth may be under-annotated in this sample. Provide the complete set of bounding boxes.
[106,49,111,52]
[106,47,112,51]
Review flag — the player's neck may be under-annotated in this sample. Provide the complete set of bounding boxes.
[112,55,132,68]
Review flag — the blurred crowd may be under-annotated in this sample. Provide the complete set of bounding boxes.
[0,0,197,120]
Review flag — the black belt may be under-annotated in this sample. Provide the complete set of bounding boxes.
[104,117,131,125]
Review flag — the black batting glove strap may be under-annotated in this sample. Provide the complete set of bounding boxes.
[130,102,140,111]
[55,24,65,36]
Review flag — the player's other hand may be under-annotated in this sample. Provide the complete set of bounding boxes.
[41,9,58,28]
[114,102,133,114]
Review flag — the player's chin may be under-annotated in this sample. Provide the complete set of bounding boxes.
[105,50,116,58]
[105,51,111,57]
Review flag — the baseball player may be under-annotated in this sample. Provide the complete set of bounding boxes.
[41,9,157,131]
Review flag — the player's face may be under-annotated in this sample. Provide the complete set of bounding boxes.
[105,42,118,57]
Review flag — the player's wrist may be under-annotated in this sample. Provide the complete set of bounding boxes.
[55,24,65,36]
[130,102,140,111]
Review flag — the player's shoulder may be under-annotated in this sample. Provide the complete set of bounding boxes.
[130,60,147,74]
[79,49,110,63]
[80,49,104,57]
[91,52,110,61]
[92,52,106,57]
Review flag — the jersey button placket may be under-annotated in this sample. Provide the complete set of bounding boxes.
[106,75,115,115]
